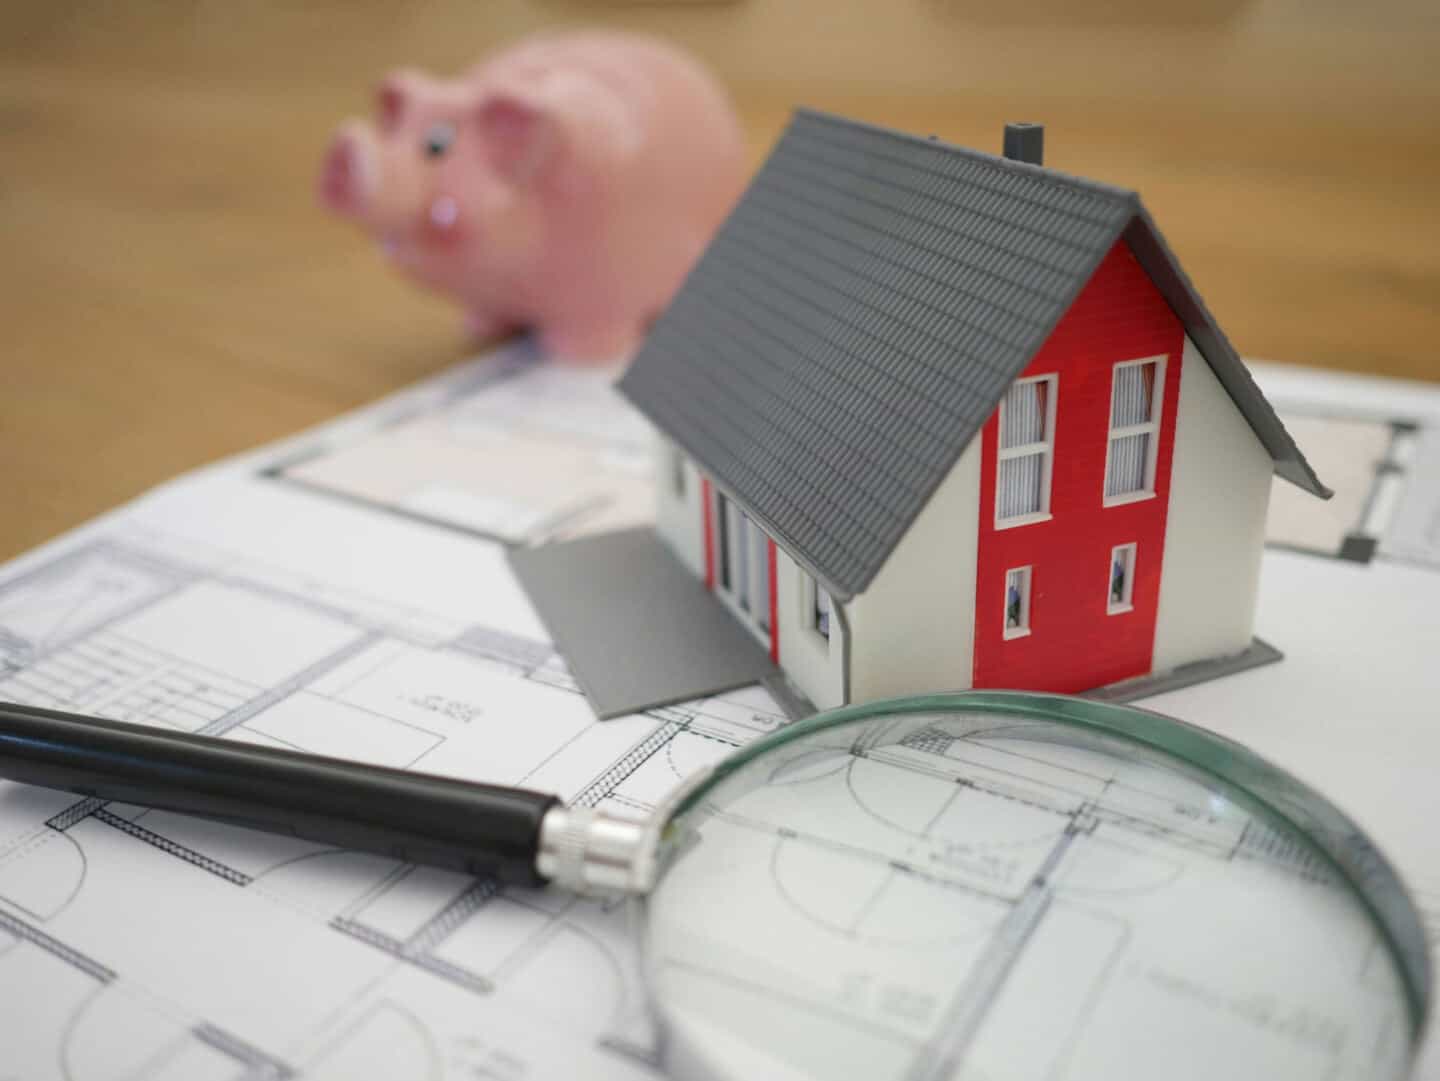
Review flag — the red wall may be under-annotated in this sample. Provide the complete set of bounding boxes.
[971,240,1185,692]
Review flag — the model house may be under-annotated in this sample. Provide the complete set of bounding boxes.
[615,110,1329,712]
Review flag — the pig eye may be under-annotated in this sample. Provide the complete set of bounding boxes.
[424,122,455,159]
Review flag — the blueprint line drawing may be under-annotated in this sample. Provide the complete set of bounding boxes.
[648,725,1410,1081]
[0,512,787,1080]
[0,350,1435,1080]
[269,342,658,549]
[1267,406,1437,569]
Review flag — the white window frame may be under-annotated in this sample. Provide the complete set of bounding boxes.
[717,492,736,594]
[1003,565,1033,640]
[1102,356,1167,507]
[714,491,772,647]
[1107,543,1136,614]
[995,374,1059,530]
[803,572,831,644]
[670,446,687,499]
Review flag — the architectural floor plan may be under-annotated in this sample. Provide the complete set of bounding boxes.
[0,345,1436,1079]
[1259,364,1440,569]
[0,472,786,1080]
[274,341,655,547]
[649,723,1409,1080]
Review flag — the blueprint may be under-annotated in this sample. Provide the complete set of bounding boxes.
[648,720,1411,1081]
[273,342,655,546]
[0,465,788,1080]
[0,342,1437,1079]
[1259,363,1440,569]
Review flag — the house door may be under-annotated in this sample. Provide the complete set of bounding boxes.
[714,492,775,651]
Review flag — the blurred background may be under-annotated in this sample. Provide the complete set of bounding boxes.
[2,0,1438,559]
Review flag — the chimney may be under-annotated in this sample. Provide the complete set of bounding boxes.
[1003,122,1044,166]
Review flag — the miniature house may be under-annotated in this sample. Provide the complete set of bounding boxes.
[616,110,1328,712]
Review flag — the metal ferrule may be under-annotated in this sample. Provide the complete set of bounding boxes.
[536,805,654,896]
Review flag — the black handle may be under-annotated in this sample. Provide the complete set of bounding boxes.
[0,701,560,886]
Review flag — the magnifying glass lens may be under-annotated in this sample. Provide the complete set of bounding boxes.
[642,699,1420,1081]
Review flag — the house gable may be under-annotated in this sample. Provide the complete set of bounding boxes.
[1122,212,1327,499]
[972,238,1186,692]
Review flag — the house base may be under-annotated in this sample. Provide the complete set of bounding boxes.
[1082,637,1283,705]
[761,673,819,722]
[510,516,1281,720]
[508,527,778,719]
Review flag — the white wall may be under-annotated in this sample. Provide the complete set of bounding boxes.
[846,439,982,704]
[654,437,705,578]
[774,548,847,710]
[653,437,845,709]
[1151,335,1274,672]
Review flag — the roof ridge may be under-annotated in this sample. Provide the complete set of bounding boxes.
[792,106,1142,208]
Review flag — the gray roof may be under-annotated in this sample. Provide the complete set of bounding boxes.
[619,109,1328,600]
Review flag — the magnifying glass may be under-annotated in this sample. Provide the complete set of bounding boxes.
[0,692,1429,1079]
[639,692,1431,1080]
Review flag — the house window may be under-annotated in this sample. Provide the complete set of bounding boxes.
[752,516,771,633]
[1108,543,1136,613]
[670,447,686,498]
[1104,358,1165,502]
[718,493,735,593]
[806,574,831,641]
[717,492,771,636]
[996,376,1056,525]
[1003,566,1032,639]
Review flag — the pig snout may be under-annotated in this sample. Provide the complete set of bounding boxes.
[319,120,464,250]
[319,121,377,217]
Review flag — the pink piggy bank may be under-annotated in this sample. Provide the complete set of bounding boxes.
[319,31,748,361]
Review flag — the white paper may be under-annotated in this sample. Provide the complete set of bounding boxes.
[0,465,786,1080]
[0,348,1435,1078]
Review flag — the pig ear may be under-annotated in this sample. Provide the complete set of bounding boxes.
[376,69,425,134]
[474,94,558,185]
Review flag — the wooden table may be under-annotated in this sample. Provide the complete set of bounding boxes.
[3,4,1438,562]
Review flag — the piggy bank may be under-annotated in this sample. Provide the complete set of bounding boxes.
[319,31,748,361]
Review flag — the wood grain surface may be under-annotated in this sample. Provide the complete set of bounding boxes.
[2,2,1437,561]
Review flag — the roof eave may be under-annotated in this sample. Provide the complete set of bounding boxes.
[1122,211,1333,500]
